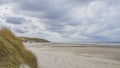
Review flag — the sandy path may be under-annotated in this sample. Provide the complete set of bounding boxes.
[25,43,120,68]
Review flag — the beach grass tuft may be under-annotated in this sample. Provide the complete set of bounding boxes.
[0,28,38,68]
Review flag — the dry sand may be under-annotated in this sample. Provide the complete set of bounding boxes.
[25,43,120,68]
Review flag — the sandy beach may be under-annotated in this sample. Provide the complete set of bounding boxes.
[25,43,120,68]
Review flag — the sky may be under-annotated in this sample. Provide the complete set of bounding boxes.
[0,0,120,43]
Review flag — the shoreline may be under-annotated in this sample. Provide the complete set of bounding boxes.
[25,43,120,68]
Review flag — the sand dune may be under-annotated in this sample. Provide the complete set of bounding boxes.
[25,43,120,68]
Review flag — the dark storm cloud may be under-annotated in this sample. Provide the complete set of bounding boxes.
[6,16,26,24]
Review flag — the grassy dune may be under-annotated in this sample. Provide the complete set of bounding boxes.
[0,28,38,68]
[19,37,50,43]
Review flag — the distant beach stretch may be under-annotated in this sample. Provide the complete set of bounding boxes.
[25,43,120,68]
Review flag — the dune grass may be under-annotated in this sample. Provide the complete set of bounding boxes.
[19,37,50,43]
[0,28,38,68]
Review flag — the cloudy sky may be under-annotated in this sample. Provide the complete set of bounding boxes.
[0,0,120,43]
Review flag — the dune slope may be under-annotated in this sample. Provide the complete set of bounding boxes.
[0,28,38,68]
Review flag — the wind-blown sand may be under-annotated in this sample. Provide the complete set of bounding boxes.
[25,43,120,68]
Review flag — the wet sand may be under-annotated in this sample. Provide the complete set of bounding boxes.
[25,43,120,68]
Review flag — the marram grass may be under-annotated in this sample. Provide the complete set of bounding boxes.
[0,28,38,68]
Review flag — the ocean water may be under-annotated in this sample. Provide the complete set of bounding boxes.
[24,42,120,47]
[81,43,120,46]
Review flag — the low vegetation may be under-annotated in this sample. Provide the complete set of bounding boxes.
[0,28,38,68]
[19,37,50,43]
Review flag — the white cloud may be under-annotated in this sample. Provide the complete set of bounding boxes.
[0,0,120,42]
